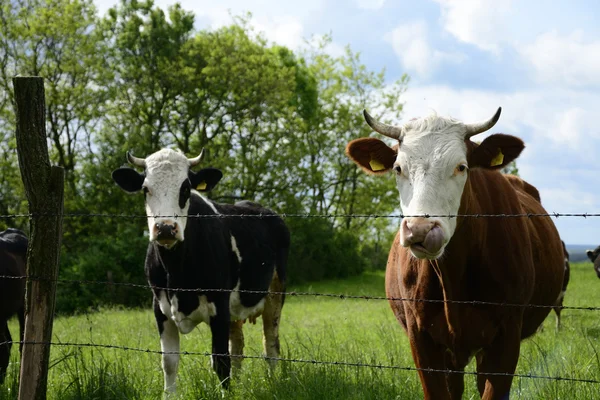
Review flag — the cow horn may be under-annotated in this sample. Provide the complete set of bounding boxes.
[464,107,502,139]
[188,148,204,167]
[127,151,146,168]
[363,109,403,140]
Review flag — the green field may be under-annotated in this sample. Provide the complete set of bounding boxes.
[2,262,600,399]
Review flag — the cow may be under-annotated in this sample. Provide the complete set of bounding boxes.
[345,107,564,399]
[586,245,600,279]
[0,228,27,384]
[112,148,290,393]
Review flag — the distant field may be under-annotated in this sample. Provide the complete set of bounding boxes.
[566,245,597,262]
[2,262,600,399]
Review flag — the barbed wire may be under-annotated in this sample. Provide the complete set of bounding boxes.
[1,212,600,219]
[0,340,598,384]
[1,274,598,311]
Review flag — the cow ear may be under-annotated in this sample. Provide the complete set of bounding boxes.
[112,168,145,193]
[190,168,223,192]
[345,137,397,175]
[587,250,595,262]
[469,134,524,170]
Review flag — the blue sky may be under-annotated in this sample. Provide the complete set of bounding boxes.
[95,0,600,245]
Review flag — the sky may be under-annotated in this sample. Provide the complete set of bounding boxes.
[94,0,600,245]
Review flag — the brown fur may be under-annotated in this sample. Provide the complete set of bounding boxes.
[504,174,541,203]
[345,138,397,174]
[228,270,284,373]
[385,169,563,399]
[469,134,525,170]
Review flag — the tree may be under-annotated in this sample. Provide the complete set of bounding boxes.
[0,0,412,309]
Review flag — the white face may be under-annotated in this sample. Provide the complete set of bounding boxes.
[394,117,469,257]
[142,149,193,244]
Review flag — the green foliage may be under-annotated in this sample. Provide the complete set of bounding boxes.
[0,0,409,312]
[502,160,520,176]
[286,218,369,284]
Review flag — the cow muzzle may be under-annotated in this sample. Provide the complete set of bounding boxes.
[153,220,182,247]
[400,217,445,259]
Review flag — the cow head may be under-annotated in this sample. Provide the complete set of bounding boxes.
[112,148,223,248]
[346,107,524,260]
[586,245,600,278]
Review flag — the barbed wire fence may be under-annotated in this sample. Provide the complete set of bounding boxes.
[2,211,600,391]
[5,78,600,397]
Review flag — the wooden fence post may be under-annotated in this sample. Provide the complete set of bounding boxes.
[13,77,64,400]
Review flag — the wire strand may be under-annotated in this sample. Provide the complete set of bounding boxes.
[0,275,597,311]
[0,340,597,384]
[1,212,600,219]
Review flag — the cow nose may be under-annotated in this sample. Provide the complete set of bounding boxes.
[401,217,445,254]
[155,221,178,240]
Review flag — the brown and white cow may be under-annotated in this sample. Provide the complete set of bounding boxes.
[346,107,564,399]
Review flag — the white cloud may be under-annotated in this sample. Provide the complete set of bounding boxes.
[250,16,305,49]
[94,0,333,52]
[355,0,386,10]
[385,21,464,78]
[434,0,513,54]
[400,85,600,151]
[520,30,600,87]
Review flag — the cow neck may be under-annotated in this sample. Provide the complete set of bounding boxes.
[426,171,484,341]
[156,242,185,287]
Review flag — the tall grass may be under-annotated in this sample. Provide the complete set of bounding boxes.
[1,262,599,399]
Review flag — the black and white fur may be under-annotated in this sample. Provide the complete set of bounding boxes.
[112,149,289,393]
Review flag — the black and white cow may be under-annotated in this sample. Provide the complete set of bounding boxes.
[112,148,290,393]
[586,245,600,279]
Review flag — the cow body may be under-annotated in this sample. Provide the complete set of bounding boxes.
[149,195,289,390]
[385,170,563,399]
[112,149,289,393]
[0,228,27,384]
[505,175,570,329]
[346,108,564,399]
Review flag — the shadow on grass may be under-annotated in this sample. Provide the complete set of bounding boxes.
[585,327,600,339]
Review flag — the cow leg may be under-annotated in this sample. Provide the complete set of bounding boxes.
[407,324,453,400]
[229,320,244,374]
[155,301,180,394]
[554,307,562,330]
[0,319,11,384]
[476,323,521,400]
[262,271,283,369]
[443,351,465,400]
[210,301,231,388]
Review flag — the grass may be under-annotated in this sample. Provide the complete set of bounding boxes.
[1,262,600,399]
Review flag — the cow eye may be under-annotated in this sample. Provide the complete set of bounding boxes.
[456,164,468,173]
[394,165,402,175]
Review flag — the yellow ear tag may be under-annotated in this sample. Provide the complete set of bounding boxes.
[369,159,385,171]
[491,149,504,167]
[196,181,207,190]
